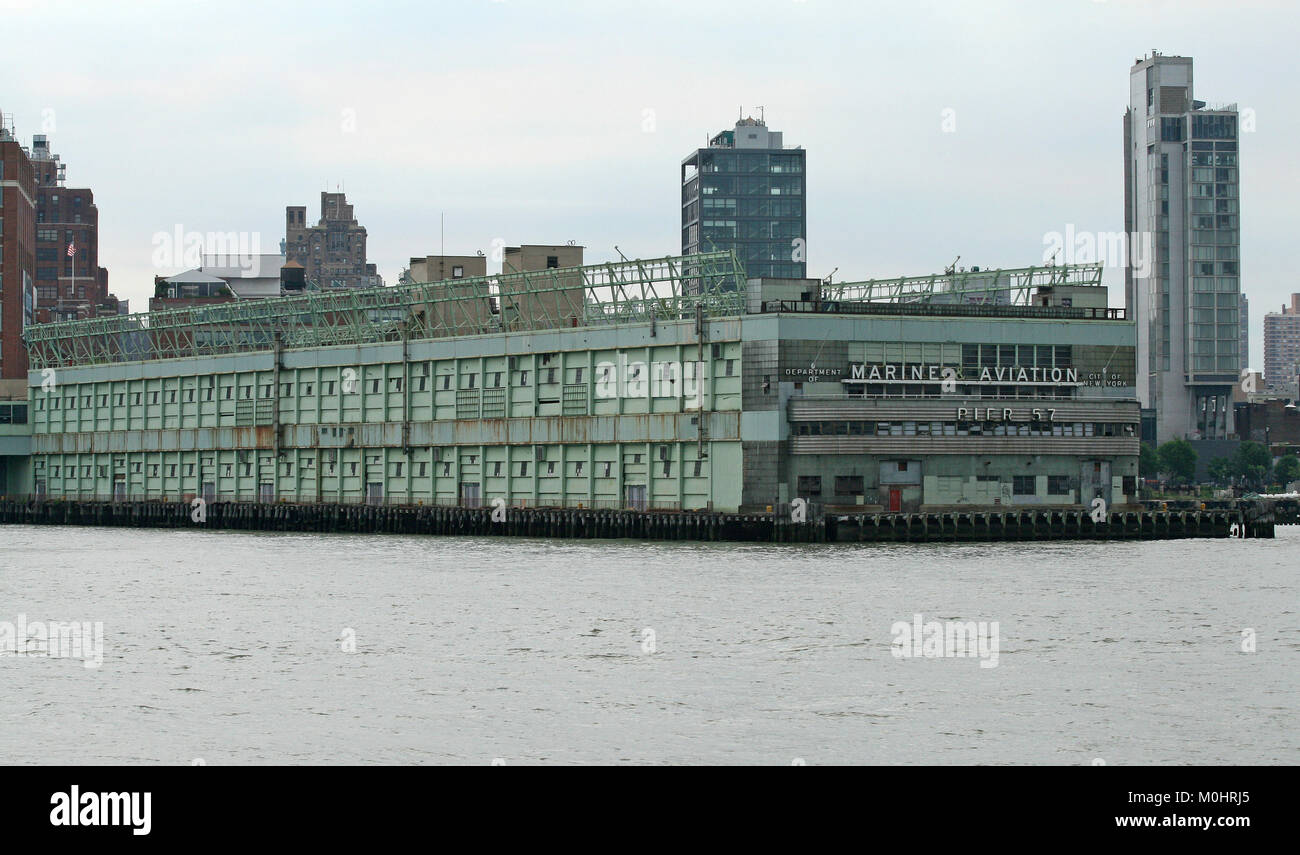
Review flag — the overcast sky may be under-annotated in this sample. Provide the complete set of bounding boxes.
[3,0,1297,368]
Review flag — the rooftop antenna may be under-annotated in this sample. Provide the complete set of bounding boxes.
[759,105,765,123]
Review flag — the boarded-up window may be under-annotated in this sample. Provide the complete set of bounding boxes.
[834,476,864,496]
[797,476,822,496]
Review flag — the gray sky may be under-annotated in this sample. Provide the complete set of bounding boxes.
[3,0,1296,369]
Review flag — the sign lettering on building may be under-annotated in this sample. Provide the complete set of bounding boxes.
[955,407,1058,422]
[846,364,1083,384]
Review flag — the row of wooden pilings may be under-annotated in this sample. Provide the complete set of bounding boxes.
[835,508,1270,541]
[0,499,1272,542]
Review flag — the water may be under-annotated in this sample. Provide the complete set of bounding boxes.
[1,525,1296,765]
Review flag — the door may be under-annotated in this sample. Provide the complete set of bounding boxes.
[112,478,126,502]
[259,482,275,503]
[888,488,902,512]
[1080,460,1111,508]
[201,482,216,504]
[625,484,647,511]
[366,482,384,506]
[459,482,481,507]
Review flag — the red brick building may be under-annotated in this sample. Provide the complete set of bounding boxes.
[30,134,112,323]
[0,113,36,380]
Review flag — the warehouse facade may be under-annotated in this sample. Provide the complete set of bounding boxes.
[12,254,1139,514]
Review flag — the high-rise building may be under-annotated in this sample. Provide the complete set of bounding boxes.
[1239,293,1249,371]
[0,111,36,380]
[681,115,805,282]
[1124,53,1241,440]
[1263,294,1300,387]
[285,191,381,290]
[30,135,112,323]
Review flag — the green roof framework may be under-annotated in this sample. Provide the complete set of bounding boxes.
[25,251,747,370]
[824,263,1104,304]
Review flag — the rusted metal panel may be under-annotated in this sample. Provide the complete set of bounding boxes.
[29,412,743,455]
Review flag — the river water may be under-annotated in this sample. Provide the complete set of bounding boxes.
[1,524,1296,765]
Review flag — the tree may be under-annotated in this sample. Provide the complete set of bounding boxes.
[1207,457,1234,486]
[1139,443,1159,479]
[1157,439,1198,485]
[1233,441,1271,490]
[1272,454,1300,487]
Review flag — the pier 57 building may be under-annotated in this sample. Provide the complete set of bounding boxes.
[12,253,1138,513]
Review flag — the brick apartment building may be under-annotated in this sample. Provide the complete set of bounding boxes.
[30,134,114,323]
[285,191,380,290]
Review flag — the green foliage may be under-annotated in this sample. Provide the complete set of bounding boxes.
[1157,439,1198,484]
[1139,443,1159,479]
[1206,457,1234,485]
[1273,454,1300,486]
[1234,441,1271,489]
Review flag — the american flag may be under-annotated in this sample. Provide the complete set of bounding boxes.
[66,242,76,257]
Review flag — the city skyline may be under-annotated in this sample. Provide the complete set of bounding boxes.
[2,1,1297,372]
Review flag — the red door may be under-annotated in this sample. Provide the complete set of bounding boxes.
[889,488,902,512]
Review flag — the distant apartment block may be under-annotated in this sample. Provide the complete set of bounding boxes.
[1263,294,1300,387]
[682,116,806,281]
[285,192,381,290]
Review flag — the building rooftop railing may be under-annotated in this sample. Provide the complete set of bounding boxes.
[24,251,747,370]
[822,262,1104,305]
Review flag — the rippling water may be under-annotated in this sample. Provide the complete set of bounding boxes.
[1,524,1296,765]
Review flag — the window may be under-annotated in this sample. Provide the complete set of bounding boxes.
[546,255,559,269]
[834,476,864,496]
[519,462,528,477]
[1047,475,1071,496]
[797,476,822,497]
[1012,476,1035,495]
[452,265,464,278]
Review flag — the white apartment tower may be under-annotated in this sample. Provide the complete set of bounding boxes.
[1124,53,1241,440]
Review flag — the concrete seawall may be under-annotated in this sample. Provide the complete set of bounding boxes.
[0,499,1276,542]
